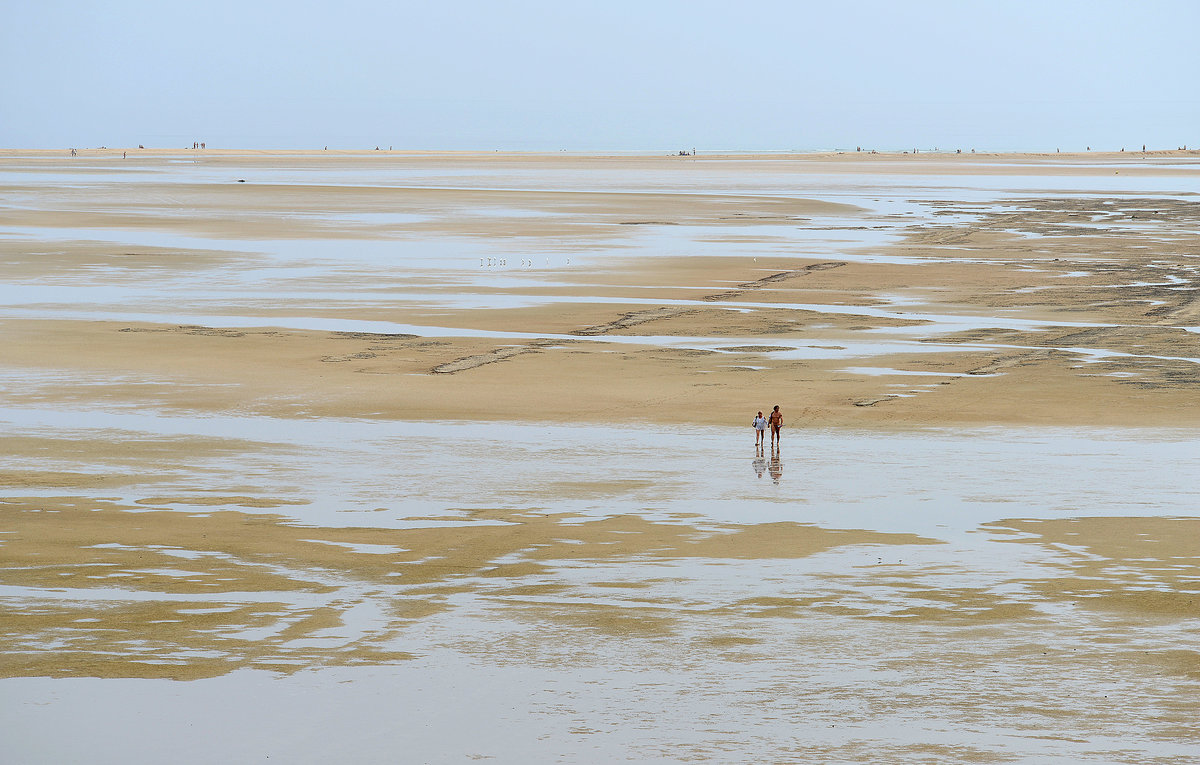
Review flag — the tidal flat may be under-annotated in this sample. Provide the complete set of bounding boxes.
[2,149,1198,763]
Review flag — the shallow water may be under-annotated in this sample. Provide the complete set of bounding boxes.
[2,404,1193,531]
[5,157,1197,376]
[2,402,1198,762]
[3,155,1199,763]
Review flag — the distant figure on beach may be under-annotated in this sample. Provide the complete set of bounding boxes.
[768,405,783,445]
[70,148,76,157]
[753,411,767,445]
[201,142,205,149]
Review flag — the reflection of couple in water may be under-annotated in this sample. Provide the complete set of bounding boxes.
[753,443,783,483]
[752,405,783,483]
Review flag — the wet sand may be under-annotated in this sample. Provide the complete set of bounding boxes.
[2,150,1199,763]
[3,150,1198,428]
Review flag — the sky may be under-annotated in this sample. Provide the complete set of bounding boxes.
[2,0,1197,151]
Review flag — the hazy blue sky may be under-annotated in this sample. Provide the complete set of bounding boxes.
[3,0,1196,151]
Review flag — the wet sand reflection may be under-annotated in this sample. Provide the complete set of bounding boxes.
[0,497,936,679]
[2,419,1199,761]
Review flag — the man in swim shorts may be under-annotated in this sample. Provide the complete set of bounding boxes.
[768,405,783,446]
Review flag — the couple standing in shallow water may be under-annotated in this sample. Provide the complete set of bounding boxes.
[752,405,783,447]
[752,405,783,483]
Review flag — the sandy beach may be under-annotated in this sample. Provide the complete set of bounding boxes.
[2,150,1199,762]
[3,149,1198,428]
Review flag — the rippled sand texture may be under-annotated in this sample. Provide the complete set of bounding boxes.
[3,150,1199,426]
[2,150,1199,763]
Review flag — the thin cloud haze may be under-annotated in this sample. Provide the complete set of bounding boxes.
[2,0,1196,151]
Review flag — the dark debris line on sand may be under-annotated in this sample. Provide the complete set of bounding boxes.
[702,261,846,301]
[571,307,698,337]
[430,339,567,374]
